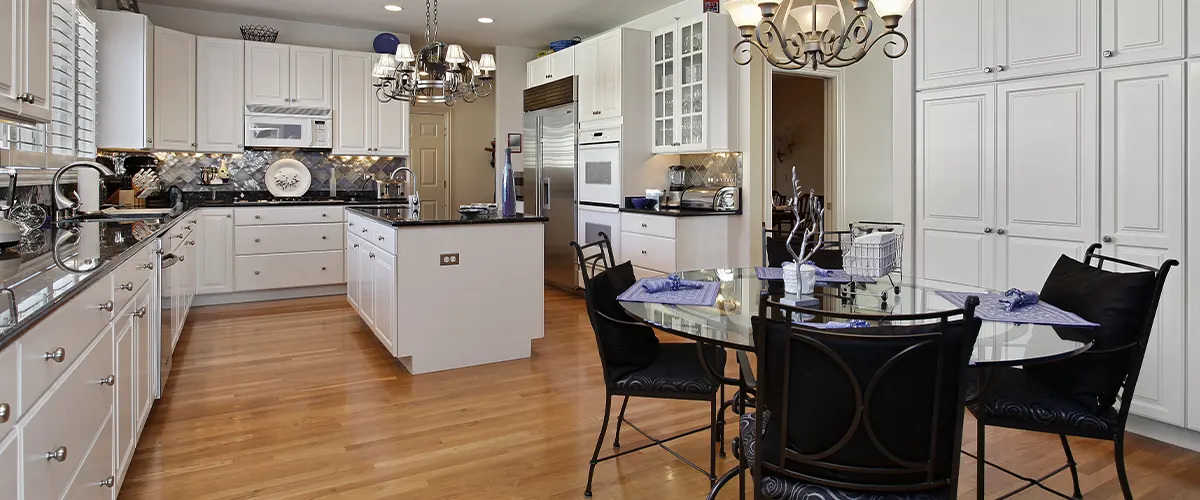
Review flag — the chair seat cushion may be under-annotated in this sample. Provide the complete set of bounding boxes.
[612,342,724,396]
[969,366,1118,438]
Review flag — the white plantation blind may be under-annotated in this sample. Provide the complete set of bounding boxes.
[48,0,76,158]
[75,9,97,158]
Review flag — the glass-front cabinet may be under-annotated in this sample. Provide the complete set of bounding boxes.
[651,13,737,154]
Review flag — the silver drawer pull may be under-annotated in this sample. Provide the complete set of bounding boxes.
[98,300,114,312]
[378,235,384,241]
[45,446,67,462]
[188,219,197,224]
[322,213,328,218]
[348,222,354,227]
[641,223,647,228]
[641,250,647,254]
[255,215,262,219]
[43,347,66,362]
[174,234,185,239]
[133,307,147,318]
[101,475,115,488]
[369,253,375,259]
[353,244,359,248]
[139,263,154,270]
[99,374,116,386]
[322,236,328,240]
[321,267,327,271]
[179,256,186,262]
[187,240,196,246]
[254,271,260,275]
[255,238,261,243]
[362,229,368,233]
[0,402,9,423]
[120,281,134,291]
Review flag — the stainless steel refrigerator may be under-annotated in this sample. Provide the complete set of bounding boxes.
[524,79,578,290]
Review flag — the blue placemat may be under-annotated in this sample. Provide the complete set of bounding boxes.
[617,278,721,307]
[934,291,1100,327]
[754,267,877,284]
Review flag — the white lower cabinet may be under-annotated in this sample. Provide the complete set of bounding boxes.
[0,430,17,500]
[232,207,347,293]
[345,217,398,356]
[619,213,731,275]
[346,234,363,310]
[62,410,115,500]
[135,288,154,429]
[372,250,397,356]
[115,311,136,475]
[236,251,345,292]
[197,208,235,295]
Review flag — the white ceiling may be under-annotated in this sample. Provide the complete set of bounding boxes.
[139,0,682,49]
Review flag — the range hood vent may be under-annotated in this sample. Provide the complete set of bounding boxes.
[245,104,332,117]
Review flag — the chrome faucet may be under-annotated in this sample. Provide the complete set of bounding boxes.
[390,167,420,219]
[53,160,115,218]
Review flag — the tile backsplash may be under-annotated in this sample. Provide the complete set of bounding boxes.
[680,152,742,188]
[141,151,407,193]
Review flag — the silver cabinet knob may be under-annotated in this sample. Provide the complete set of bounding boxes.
[120,281,134,291]
[254,271,260,275]
[101,475,116,488]
[147,137,152,143]
[641,223,647,228]
[0,403,9,423]
[179,256,185,262]
[378,235,384,241]
[362,229,368,233]
[43,347,66,362]
[352,243,359,248]
[174,234,185,239]
[98,300,114,312]
[996,228,1007,235]
[191,142,197,147]
[139,263,154,270]
[369,253,375,259]
[254,238,261,243]
[187,240,196,246]
[1102,235,1113,243]
[641,250,647,254]
[983,227,993,234]
[1102,49,1114,58]
[996,64,1006,72]
[99,374,116,386]
[984,66,993,73]
[45,446,67,462]
[322,213,328,218]
[322,236,328,240]
[133,307,147,318]
[348,222,354,227]
[255,215,262,219]
[236,144,243,149]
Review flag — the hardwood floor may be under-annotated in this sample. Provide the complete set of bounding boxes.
[119,288,1200,499]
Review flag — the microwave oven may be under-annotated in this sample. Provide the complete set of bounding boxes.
[245,112,332,149]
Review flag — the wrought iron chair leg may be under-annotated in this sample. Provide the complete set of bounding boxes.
[1115,436,1134,500]
[1060,435,1083,498]
[718,385,727,458]
[585,394,613,498]
[612,396,629,449]
[977,416,986,500]
[709,396,718,486]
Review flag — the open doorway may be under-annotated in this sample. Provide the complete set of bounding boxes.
[764,67,841,233]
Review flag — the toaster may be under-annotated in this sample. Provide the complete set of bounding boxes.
[680,186,740,212]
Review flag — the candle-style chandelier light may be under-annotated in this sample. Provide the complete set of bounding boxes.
[372,0,496,106]
[722,0,912,70]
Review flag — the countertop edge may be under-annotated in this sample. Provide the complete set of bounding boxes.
[346,207,549,227]
[618,207,742,217]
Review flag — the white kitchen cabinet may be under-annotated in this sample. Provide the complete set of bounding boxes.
[0,0,52,122]
[1189,61,1200,432]
[96,10,154,151]
[346,233,362,310]
[526,55,549,89]
[373,98,409,155]
[153,26,196,151]
[916,0,995,90]
[196,37,245,152]
[525,47,574,89]
[651,14,737,154]
[334,50,410,156]
[619,212,731,275]
[1101,61,1186,426]
[1100,0,1185,67]
[0,0,23,117]
[0,430,16,500]
[114,306,136,475]
[62,411,114,500]
[370,248,397,356]
[245,41,333,108]
[134,285,153,428]
[1191,0,1200,57]
[577,28,650,123]
[196,208,234,295]
[358,241,376,330]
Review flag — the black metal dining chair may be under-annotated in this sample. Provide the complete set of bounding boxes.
[761,223,846,270]
[735,295,982,500]
[967,244,1178,500]
[570,233,727,498]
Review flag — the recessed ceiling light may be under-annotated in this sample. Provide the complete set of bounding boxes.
[477,17,495,23]
[384,5,403,12]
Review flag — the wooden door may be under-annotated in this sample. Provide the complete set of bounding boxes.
[196,37,245,152]
[373,253,396,356]
[994,0,1097,80]
[595,31,623,119]
[409,112,449,218]
[0,0,20,115]
[651,25,678,153]
[1101,62,1186,426]
[19,0,50,122]
[333,50,371,154]
[196,209,234,295]
[153,26,196,151]
[995,73,1098,291]
[1100,0,1185,67]
[373,98,409,155]
[916,0,995,90]
[291,46,332,108]
[245,41,289,106]
[574,38,598,120]
[915,85,996,288]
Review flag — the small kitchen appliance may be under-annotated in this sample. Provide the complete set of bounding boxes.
[664,165,688,209]
[680,186,741,212]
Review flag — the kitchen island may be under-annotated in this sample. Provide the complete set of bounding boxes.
[345,207,548,374]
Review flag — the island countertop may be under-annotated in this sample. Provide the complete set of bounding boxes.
[346,206,548,227]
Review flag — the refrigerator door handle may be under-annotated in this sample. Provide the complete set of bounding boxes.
[543,176,551,211]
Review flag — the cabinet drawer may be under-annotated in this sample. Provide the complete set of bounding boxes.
[235,223,344,255]
[0,347,18,439]
[621,212,676,239]
[366,221,395,254]
[349,219,375,245]
[21,276,114,414]
[62,410,114,500]
[621,232,677,273]
[112,245,156,316]
[165,221,193,254]
[235,251,346,291]
[235,206,345,226]
[23,327,115,500]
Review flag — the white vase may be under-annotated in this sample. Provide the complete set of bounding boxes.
[782,261,800,294]
[798,264,817,295]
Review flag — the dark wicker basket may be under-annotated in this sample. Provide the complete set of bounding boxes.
[240,25,279,43]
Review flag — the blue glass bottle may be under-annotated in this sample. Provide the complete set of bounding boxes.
[500,147,516,217]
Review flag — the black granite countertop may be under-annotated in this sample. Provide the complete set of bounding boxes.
[348,206,548,227]
[619,207,742,217]
[183,191,411,208]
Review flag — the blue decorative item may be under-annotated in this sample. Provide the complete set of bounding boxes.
[500,147,516,217]
[373,33,401,54]
[803,261,833,277]
[642,274,704,294]
[999,288,1040,312]
[549,37,582,51]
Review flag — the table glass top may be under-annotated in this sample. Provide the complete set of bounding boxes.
[618,269,1093,366]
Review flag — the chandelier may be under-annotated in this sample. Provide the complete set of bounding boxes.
[372,0,496,105]
[722,0,911,70]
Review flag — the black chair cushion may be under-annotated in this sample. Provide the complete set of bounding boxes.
[969,366,1118,439]
[587,262,660,380]
[764,236,843,270]
[612,342,724,397]
[740,411,765,464]
[1027,255,1156,411]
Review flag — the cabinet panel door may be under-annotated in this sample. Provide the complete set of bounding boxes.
[359,244,375,328]
[549,48,574,80]
[346,234,360,309]
[651,26,677,153]
[596,32,623,119]
[135,288,154,423]
[20,0,51,122]
[0,431,16,500]
[373,254,396,356]
[245,41,289,106]
[995,73,1098,290]
[677,18,707,152]
[1101,62,1186,425]
[1191,0,1200,57]
[916,0,994,90]
[197,209,234,295]
[196,37,245,152]
[0,0,21,115]
[915,85,996,287]
[291,46,333,108]
[333,51,371,155]
[995,0,1097,80]
[374,98,409,155]
[526,56,549,88]
[1189,61,1200,431]
[114,315,135,472]
[575,39,598,119]
[1100,0,1185,67]
[153,27,196,151]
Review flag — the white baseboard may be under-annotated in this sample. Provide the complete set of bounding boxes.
[1126,414,1200,452]
[193,285,347,306]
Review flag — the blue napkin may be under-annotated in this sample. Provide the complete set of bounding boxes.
[796,319,872,329]
[642,274,704,294]
[998,288,1039,312]
[803,261,833,277]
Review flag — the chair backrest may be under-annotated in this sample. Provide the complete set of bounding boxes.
[751,296,981,495]
[571,232,617,289]
[761,223,847,269]
[1080,243,1178,425]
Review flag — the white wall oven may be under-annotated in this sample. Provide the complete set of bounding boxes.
[577,124,622,206]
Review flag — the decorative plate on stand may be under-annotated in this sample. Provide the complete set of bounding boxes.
[265,159,311,197]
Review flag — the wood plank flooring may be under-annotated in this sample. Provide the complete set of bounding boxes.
[119,288,1200,499]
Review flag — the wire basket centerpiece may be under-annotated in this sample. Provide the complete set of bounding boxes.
[240,25,279,43]
[840,221,904,295]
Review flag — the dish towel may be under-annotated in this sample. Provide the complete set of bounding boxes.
[999,288,1039,312]
[618,278,721,307]
[804,261,833,277]
[795,319,872,329]
[642,274,704,294]
[934,291,1099,327]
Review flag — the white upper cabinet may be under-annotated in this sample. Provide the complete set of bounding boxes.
[152,26,196,151]
[245,41,290,106]
[525,56,549,89]
[651,13,737,154]
[525,47,574,89]
[1100,0,1185,67]
[1190,0,1200,57]
[577,29,648,123]
[575,39,598,119]
[0,0,22,116]
[917,0,994,90]
[96,10,153,151]
[291,46,333,108]
[0,0,52,122]
[373,98,409,156]
[333,50,408,156]
[196,37,244,153]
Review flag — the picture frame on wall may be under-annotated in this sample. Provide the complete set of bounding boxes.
[703,0,719,13]
[508,133,522,153]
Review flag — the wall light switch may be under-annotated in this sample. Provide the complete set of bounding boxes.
[440,253,460,266]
